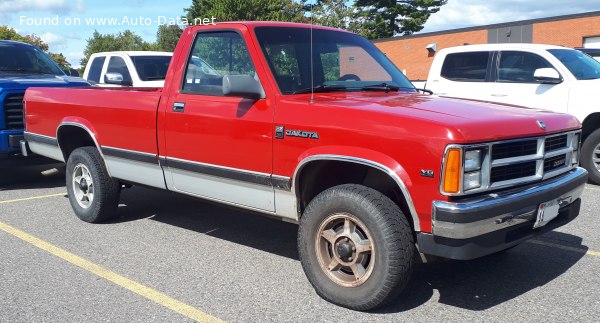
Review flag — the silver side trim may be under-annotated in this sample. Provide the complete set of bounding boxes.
[56,122,112,177]
[104,156,166,189]
[293,154,420,232]
[166,156,272,177]
[28,141,64,162]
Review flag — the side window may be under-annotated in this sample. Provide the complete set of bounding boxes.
[182,32,256,96]
[87,56,105,83]
[106,56,132,83]
[497,51,552,83]
[441,52,490,82]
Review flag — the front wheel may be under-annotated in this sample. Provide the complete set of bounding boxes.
[66,147,121,223]
[298,184,415,311]
[581,128,600,185]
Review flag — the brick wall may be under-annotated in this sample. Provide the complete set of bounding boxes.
[533,16,600,47]
[373,13,600,81]
[375,30,487,81]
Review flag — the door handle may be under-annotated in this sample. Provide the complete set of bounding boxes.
[173,102,185,112]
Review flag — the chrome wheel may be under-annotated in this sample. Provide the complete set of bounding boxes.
[72,163,94,209]
[594,143,600,171]
[315,213,375,287]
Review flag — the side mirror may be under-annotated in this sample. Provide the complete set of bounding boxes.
[222,75,264,99]
[104,72,133,86]
[68,68,80,77]
[534,68,562,84]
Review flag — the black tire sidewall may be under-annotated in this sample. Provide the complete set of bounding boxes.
[66,147,117,223]
[581,129,600,185]
[298,185,414,310]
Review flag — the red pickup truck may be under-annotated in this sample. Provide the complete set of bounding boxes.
[23,22,588,310]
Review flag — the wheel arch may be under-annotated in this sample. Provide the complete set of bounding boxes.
[293,154,420,232]
[582,113,600,142]
[56,120,111,176]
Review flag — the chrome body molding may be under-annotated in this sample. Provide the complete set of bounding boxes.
[432,167,587,239]
[102,146,159,165]
[56,122,112,177]
[293,154,421,232]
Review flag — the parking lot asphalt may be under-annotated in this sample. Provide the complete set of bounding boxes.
[1,165,599,322]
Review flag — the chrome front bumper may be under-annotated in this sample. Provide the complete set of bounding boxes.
[418,167,588,260]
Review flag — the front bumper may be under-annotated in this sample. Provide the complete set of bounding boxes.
[418,167,588,260]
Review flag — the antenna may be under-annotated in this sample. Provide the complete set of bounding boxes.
[310,0,314,103]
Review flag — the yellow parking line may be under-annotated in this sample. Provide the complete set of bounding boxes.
[0,221,223,323]
[528,239,600,257]
[0,193,67,204]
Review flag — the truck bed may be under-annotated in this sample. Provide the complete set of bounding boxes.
[25,87,163,156]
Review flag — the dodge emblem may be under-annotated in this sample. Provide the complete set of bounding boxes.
[537,120,547,130]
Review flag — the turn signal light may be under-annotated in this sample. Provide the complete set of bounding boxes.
[443,148,462,194]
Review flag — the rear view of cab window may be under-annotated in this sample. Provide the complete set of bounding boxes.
[441,52,490,82]
[87,57,105,84]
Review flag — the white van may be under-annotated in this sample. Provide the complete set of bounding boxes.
[423,44,600,184]
[83,51,172,87]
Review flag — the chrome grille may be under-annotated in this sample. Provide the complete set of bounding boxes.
[490,161,537,183]
[544,134,568,153]
[487,131,578,189]
[3,94,24,130]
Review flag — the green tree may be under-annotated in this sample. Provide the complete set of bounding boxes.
[47,53,71,72]
[80,30,155,67]
[354,0,447,39]
[185,0,306,23]
[156,25,183,52]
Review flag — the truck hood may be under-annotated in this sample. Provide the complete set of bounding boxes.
[0,74,90,92]
[310,92,581,143]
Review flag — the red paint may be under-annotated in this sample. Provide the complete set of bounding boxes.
[24,22,581,233]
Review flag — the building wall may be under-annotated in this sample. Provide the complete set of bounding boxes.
[533,16,600,47]
[374,13,600,81]
[375,30,486,81]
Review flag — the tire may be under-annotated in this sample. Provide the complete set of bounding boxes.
[66,147,120,223]
[581,128,600,185]
[298,184,415,311]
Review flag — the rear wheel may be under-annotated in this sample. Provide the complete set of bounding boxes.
[66,147,120,223]
[298,184,415,311]
[581,128,600,185]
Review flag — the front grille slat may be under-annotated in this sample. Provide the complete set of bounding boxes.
[545,134,568,152]
[2,94,24,129]
[491,140,538,160]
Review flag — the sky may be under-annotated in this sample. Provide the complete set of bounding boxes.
[1,0,600,68]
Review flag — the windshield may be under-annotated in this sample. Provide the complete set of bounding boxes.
[0,43,64,75]
[548,49,600,80]
[254,27,415,94]
[131,55,172,81]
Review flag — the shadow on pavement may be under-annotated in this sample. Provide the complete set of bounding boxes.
[114,186,587,313]
[0,164,66,190]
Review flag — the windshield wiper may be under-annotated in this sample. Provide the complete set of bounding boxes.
[293,84,347,94]
[359,83,401,92]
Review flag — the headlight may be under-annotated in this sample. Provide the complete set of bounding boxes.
[571,133,580,165]
[464,149,482,172]
[442,146,487,194]
[463,171,481,190]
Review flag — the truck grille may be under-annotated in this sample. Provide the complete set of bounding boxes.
[487,132,578,189]
[3,94,24,130]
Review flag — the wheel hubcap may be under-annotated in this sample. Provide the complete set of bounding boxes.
[72,163,94,209]
[593,143,600,171]
[315,213,375,287]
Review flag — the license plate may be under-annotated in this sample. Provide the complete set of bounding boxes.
[533,199,560,229]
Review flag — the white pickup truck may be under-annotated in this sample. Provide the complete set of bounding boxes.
[421,44,600,184]
[82,51,172,87]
